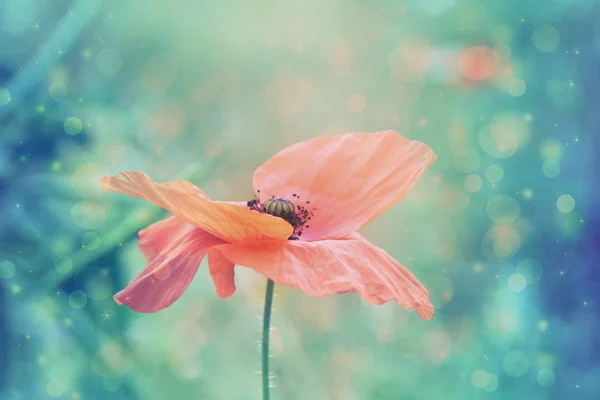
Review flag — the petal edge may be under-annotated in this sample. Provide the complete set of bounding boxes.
[101,171,293,243]
[114,228,225,312]
[213,233,434,320]
[253,130,436,241]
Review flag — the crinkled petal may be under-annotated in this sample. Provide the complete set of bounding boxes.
[114,228,225,312]
[212,233,434,320]
[101,171,293,243]
[253,130,436,241]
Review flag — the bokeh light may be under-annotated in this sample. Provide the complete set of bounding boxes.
[458,46,500,81]
[516,257,543,285]
[479,124,518,159]
[508,273,527,292]
[464,174,483,192]
[68,291,88,309]
[54,256,73,275]
[64,117,83,135]
[556,194,576,213]
[542,159,561,178]
[508,78,527,97]
[49,82,68,100]
[470,369,490,388]
[485,164,504,183]
[0,87,11,105]
[0,260,16,279]
[1,1,596,399]
[533,25,560,53]
[503,350,530,377]
[486,195,521,222]
[537,368,556,387]
[81,232,101,251]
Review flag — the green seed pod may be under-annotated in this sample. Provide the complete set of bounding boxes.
[263,198,295,220]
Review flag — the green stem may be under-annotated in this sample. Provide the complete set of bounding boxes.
[262,279,275,400]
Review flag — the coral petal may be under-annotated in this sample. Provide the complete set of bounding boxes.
[101,171,293,242]
[213,233,434,320]
[416,305,435,321]
[138,216,195,260]
[253,130,436,241]
[208,250,236,298]
[114,228,225,312]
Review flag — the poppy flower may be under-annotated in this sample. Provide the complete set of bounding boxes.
[101,130,437,320]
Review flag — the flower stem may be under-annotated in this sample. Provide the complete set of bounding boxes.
[262,279,275,400]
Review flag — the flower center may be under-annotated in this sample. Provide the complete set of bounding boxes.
[263,198,295,220]
[247,191,313,240]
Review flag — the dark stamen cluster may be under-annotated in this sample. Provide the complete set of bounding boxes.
[247,190,314,240]
[288,193,312,239]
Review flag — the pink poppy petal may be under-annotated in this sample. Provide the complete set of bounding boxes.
[138,216,195,260]
[212,233,434,320]
[101,171,293,243]
[114,228,225,312]
[253,130,436,241]
[208,250,236,298]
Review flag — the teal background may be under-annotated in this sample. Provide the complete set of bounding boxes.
[1,0,598,399]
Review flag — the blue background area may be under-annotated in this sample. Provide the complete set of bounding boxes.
[1,0,599,399]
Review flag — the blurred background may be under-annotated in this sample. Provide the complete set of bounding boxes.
[1,0,599,399]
